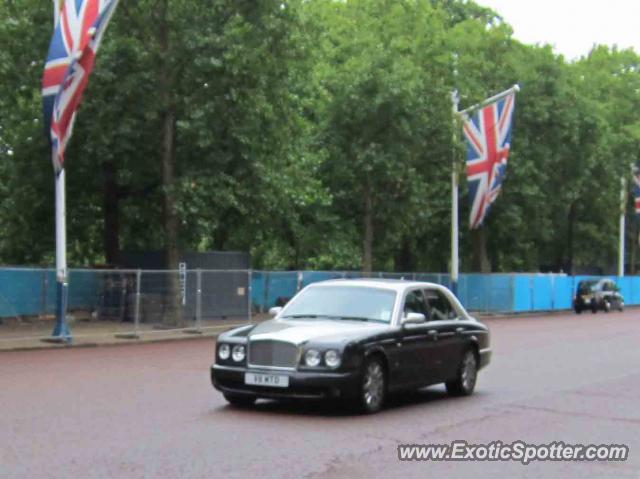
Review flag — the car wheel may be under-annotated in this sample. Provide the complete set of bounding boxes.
[446,350,478,397]
[574,306,582,314]
[223,393,256,408]
[619,301,624,312]
[359,356,386,414]
[591,304,598,314]
[603,300,611,313]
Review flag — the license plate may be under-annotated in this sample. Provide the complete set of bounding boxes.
[245,372,289,388]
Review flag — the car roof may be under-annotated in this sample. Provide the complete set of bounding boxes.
[307,278,446,293]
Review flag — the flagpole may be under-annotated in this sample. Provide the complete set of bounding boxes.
[618,176,626,277]
[451,89,460,296]
[53,0,61,27]
[44,0,120,343]
[52,165,71,341]
[49,0,70,343]
[459,84,520,116]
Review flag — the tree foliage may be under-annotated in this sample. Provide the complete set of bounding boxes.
[0,0,639,274]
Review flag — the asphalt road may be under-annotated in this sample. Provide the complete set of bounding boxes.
[1,310,639,479]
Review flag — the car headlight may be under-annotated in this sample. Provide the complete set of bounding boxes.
[218,343,230,360]
[324,350,341,368]
[305,349,321,367]
[232,345,246,362]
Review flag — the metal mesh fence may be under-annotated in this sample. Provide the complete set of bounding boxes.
[0,268,252,346]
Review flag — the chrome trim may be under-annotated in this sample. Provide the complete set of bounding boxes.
[213,363,297,374]
[247,340,300,371]
[479,348,492,354]
[246,364,297,372]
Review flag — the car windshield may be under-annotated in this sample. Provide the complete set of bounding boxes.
[281,285,397,324]
[578,281,596,294]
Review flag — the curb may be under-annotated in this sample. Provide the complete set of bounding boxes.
[0,325,247,354]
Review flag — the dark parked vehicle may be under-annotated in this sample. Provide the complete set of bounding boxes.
[211,279,491,413]
[573,279,624,314]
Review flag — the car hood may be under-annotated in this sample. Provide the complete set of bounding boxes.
[247,318,390,346]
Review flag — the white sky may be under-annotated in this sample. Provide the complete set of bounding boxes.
[476,0,640,60]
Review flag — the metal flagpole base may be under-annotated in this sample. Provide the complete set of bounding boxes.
[50,280,72,343]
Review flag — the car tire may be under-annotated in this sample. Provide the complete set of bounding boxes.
[603,300,611,313]
[618,301,624,312]
[591,304,598,314]
[359,356,386,414]
[574,306,582,314]
[223,393,256,408]
[446,350,478,397]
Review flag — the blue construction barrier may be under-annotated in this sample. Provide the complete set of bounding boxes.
[0,268,54,318]
[0,268,101,318]
[2,268,640,317]
[250,271,640,314]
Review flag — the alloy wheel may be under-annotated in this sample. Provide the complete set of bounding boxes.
[362,360,385,412]
[460,352,477,392]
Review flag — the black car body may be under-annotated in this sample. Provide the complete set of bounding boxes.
[573,279,624,314]
[211,279,491,413]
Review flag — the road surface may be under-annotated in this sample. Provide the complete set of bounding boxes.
[1,310,639,478]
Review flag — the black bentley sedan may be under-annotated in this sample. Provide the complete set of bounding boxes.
[211,279,491,413]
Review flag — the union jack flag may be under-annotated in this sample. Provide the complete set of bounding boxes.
[633,163,640,215]
[42,0,119,172]
[462,93,516,229]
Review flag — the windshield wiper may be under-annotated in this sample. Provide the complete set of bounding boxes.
[282,314,377,322]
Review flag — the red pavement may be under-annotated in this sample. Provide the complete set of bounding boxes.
[1,310,639,478]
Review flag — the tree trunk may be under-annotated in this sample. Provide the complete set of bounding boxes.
[158,0,181,326]
[362,179,374,275]
[102,160,120,266]
[395,237,413,272]
[470,226,491,273]
[566,202,575,275]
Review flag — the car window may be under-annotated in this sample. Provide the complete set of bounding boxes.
[423,289,457,321]
[281,286,397,323]
[403,290,428,317]
[578,281,596,294]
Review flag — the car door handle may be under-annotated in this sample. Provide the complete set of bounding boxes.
[456,327,465,334]
[427,329,438,340]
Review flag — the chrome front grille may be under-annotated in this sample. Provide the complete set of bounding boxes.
[248,340,299,368]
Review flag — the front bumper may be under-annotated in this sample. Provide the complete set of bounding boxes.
[211,364,360,400]
[574,296,594,308]
[478,348,491,369]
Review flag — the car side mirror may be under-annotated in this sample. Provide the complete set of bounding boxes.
[268,306,283,317]
[402,312,426,325]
